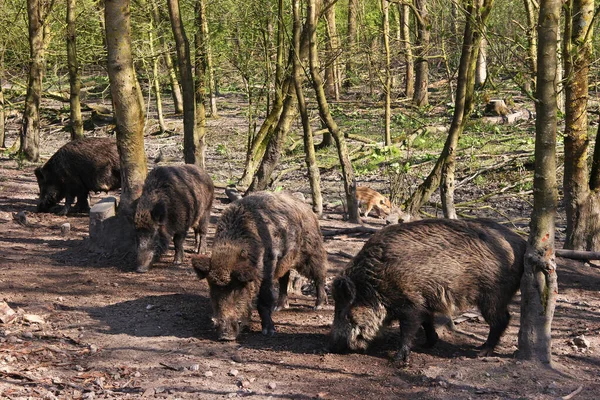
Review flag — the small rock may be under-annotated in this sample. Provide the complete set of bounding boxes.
[189,364,200,371]
[485,372,490,377]
[82,392,95,399]
[231,353,245,363]
[146,304,155,311]
[13,211,27,226]
[267,382,277,390]
[74,365,85,372]
[57,297,64,302]
[228,369,239,377]
[22,331,33,339]
[0,301,17,324]
[24,314,45,324]
[154,387,165,394]
[572,335,591,349]
[204,371,213,378]
[73,390,82,398]
[112,282,119,287]
[60,223,71,235]
[89,344,99,353]
[133,371,141,377]
[52,377,62,384]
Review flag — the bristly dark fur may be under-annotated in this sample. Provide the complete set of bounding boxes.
[330,218,527,362]
[134,165,214,273]
[35,137,121,214]
[193,191,328,340]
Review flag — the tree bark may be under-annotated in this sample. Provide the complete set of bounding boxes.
[148,14,166,134]
[323,0,340,100]
[308,0,360,224]
[413,0,429,107]
[523,0,538,93]
[518,0,559,365]
[199,0,217,117]
[21,0,52,162]
[400,3,414,99]
[0,61,4,148]
[293,0,322,216]
[382,0,392,146]
[66,0,83,139]
[148,0,183,115]
[105,0,148,208]
[475,37,487,88]
[344,0,359,88]
[167,0,201,166]
[563,0,598,251]
[195,0,209,169]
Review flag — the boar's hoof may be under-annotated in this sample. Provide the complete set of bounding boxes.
[57,208,69,216]
[136,266,149,274]
[394,345,411,365]
[274,301,289,312]
[477,344,495,357]
[261,326,276,337]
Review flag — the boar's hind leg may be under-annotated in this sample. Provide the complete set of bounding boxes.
[194,212,210,254]
[422,313,439,348]
[257,280,276,336]
[274,271,290,311]
[173,233,185,265]
[479,308,510,357]
[74,192,90,212]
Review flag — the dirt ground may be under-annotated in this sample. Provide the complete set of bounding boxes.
[1,95,600,399]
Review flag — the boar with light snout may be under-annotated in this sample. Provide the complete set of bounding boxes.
[35,137,121,215]
[192,191,328,341]
[330,218,526,363]
[134,165,214,273]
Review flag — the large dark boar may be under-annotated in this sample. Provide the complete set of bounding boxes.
[35,137,121,215]
[330,218,526,362]
[134,165,214,273]
[192,191,328,341]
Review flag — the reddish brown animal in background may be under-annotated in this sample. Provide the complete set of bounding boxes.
[134,165,214,273]
[35,137,121,215]
[356,186,392,218]
[330,218,526,363]
[192,191,328,341]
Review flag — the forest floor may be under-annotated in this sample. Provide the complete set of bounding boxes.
[1,91,600,399]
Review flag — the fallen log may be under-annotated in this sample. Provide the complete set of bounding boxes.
[556,249,600,261]
[322,226,378,237]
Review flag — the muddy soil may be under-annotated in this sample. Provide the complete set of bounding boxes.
[1,94,599,399]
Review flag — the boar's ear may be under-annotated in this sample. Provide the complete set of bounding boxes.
[333,276,356,305]
[150,201,167,225]
[231,264,258,283]
[34,167,45,183]
[239,248,248,260]
[191,255,211,280]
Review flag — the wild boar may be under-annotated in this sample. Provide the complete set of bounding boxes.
[330,218,526,362]
[134,165,214,273]
[35,137,121,215]
[356,186,392,219]
[192,191,328,341]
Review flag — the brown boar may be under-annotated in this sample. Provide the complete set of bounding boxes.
[192,191,328,341]
[134,165,214,273]
[356,186,392,219]
[35,137,121,215]
[330,218,526,363]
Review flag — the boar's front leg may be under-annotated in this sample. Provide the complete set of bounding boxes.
[74,192,90,213]
[422,313,439,348]
[258,252,277,336]
[395,306,424,364]
[58,194,76,215]
[194,211,210,254]
[173,233,185,265]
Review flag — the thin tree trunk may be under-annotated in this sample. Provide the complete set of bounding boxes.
[0,60,4,148]
[199,0,217,117]
[382,0,392,146]
[475,37,487,88]
[167,0,200,165]
[344,0,358,88]
[323,0,339,100]
[308,0,360,224]
[105,0,148,208]
[523,0,538,93]
[413,0,429,107]
[66,0,83,139]
[148,15,166,134]
[148,0,183,115]
[21,0,52,162]
[293,0,322,216]
[400,3,414,99]
[518,0,559,365]
[563,0,598,251]
[194,0,208,169]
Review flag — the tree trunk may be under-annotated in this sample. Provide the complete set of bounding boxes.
[0,62,4,148]
[194,0,209,169]
[21,0,52,162]
[167,0,201,166]
[382,0,392,146]
[105,0,148,208]
[413,0,429,107]
[147,14,166,134]
[523,0,538,93]
[344,0,359,88]
[293,0,322,216]
[563,0,598,251]
[518,0,559,365]
[148,0,183,115]
[66,0,83,140]
[475,37,487,88]
[400,3,414,99]
[308,0,360,224]
[199,0,217,117]
[323,0,340,100]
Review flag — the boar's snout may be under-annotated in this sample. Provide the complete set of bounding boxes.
[215,319,243,341]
